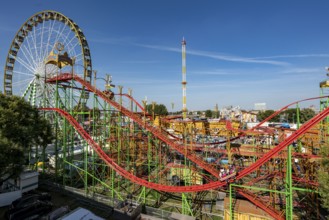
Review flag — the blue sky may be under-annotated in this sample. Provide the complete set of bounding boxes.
[1,0,329,111]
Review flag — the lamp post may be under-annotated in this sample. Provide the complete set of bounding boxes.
[93,70,115,91]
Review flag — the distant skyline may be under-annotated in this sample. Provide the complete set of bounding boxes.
[1,1,329,111]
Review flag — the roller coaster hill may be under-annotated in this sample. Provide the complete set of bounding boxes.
[3,10,329,220]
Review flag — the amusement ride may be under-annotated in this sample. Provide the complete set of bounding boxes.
[3,10,329,220]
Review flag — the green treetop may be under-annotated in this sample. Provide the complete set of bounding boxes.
[0,93,53,184]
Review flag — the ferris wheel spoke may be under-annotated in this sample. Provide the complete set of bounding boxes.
[44,19,57,60]
[20,43,38,70]
[22,78,35,98]
[15,57,36,74]
[75,53,83,61]
[42,22,55,62]
[38,21,46,64]
[28,81,37,105]
[73,56,83,71]
[45,65,58,76]
[67,42,80,56]
[25,36,40,69]
[37,27,46,65]
[21,29,36,66]
[31,25,41,67]
[12,77,35,86]
[35,28,44,65]
[62,27,74,46]
[37,22,50,65]
[13,69,35,77]
[65,34,78,50]
[53,23,69,48]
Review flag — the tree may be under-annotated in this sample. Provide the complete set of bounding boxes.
[257,110,280,122]
[279,108,315,124]
[205,110,212,118]
[0,93,53,185]
[0,139,25,185]
[257,108,316,124]
[300,108,315,123]
[281,108,297,123]
[146,103,168,116]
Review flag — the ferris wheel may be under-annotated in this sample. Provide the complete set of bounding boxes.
[3,10,92,107]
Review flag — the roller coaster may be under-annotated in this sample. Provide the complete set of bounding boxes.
[3,10,329,220]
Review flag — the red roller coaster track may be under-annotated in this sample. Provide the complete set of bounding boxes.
[47,73,220,178]
[43,73,329,194]
[41,74,329,220]
[115,93,145,112]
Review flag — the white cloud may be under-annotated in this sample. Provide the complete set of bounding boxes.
[252,54,329,59]
[118,60,161,64]
[280,67,323,74]
[189,69,234,75]
[187,49,289,66]
[135,43,290,66]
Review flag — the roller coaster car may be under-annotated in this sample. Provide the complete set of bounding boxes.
[219,172,237,182]
[103,90,114,100]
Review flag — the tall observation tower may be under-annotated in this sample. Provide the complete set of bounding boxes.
[181,38,187,119]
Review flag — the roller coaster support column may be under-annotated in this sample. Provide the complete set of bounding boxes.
[286,144,293,220]
[229,183,234,220]
[320,78,329,143]
[63,86,68,187]
[182,122,192,217]
[87,77,96,195]
[140,100,147,204]
[84,137,88,195]
[33,80,41,171]
[137,187,146,204]
[148,130,152,182]
[127,88,133,192]
[182,193,193,216]
[296,103,302,152]
[54,68,59,181]
[154,139,160,204]
[91,94,97,193]
[142,100,147,127]
[227,130,232,164]
[150,102,156,181]
[118,85,123,192]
